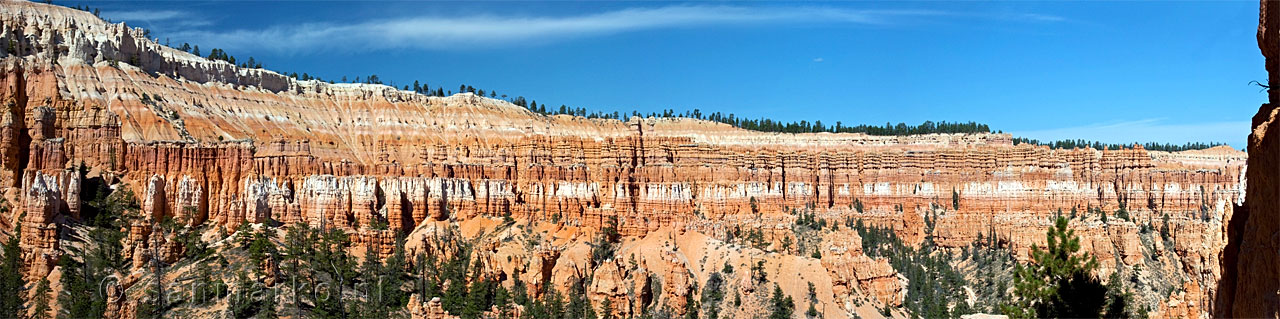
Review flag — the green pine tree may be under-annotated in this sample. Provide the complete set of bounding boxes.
[769,284,795,319]
[31,278,52,319]
[0,221,22,317]
[229,269,259,319]
[1002,215,1115,318]
[952,189,961,210]
[599,297,615,319]
[357,243,391,319]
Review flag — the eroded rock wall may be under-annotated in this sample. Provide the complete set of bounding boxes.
[1215,1,1280,317]
[0,1,1250,318]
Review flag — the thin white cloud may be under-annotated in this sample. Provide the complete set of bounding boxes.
[813,57,825,62]
[169,6,948,53]
[1011,13,1068,23]
[1012,118,1249,149]
[106,10,187,22]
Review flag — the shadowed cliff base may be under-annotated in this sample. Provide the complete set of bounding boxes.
[1215,1,1280,317]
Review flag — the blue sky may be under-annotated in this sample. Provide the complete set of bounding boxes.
[69,1,1263,148]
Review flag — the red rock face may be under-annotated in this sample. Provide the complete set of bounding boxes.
[588,259,632,318]
[1215,1,1280,317]
[0,1,1253,318]
[19,170,70,278]
[408,295,460,319]
[820,230,902,307]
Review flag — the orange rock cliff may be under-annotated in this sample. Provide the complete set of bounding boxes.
[0,1,1252,318]
[1214,1,1280,318]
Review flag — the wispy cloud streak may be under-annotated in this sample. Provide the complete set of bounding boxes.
[106,10,188,22]
[167,6,950,53]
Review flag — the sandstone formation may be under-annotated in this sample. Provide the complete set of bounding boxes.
[1215,1,1280,317]
[0,1,1252,318]
[820,230,902,307]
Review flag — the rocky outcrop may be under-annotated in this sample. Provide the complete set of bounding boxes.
[408,295,458,319]
[1216,1,1280,317]
[588,259,631,318]
[1155,281,1206,319]
[821,230,903,307]
[659,252,693,315]
[0,1,293,92]
[19,170,70,278]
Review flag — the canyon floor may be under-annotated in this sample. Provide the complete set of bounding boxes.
[0,1,1261,319]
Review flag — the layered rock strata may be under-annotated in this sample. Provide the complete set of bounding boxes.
[0,1,1250,318]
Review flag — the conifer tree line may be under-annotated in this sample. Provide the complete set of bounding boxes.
[1013,138,1226,153]
[85,12,1003,138]
[69,4,101,18]
[90,5,1229,147]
